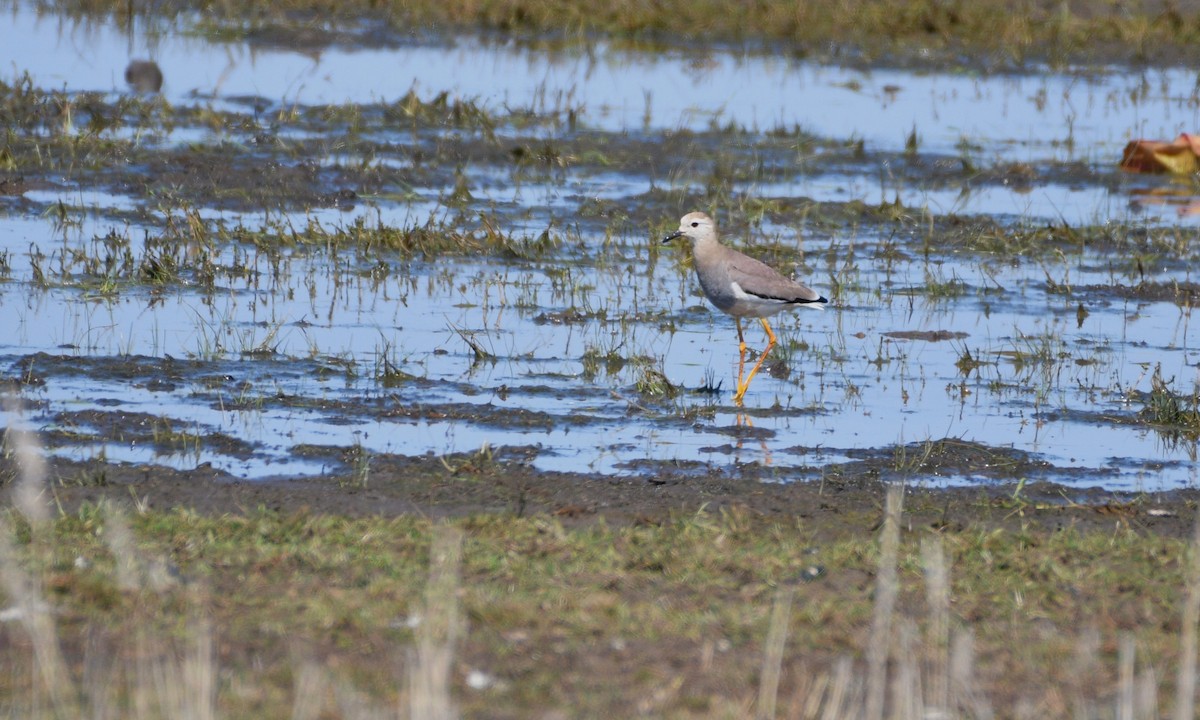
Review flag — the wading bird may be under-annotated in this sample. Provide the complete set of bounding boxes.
[663,212,827,404]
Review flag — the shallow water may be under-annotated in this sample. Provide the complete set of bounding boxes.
[2,5,1200,488]
[6,9,1200,153]
[6,6,1200,224]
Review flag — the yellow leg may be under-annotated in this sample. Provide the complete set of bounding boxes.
[734,319,748,402]
[733,318,777,405]
[759,317,777,345]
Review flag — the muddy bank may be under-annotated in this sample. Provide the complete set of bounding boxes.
[8,447,1195,542]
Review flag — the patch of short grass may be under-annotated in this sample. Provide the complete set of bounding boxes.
[2,496,1199,717]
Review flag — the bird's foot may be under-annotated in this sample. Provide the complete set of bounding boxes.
[733,383,748,405]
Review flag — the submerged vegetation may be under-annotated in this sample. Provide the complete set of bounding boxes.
[1140,366,1200,447]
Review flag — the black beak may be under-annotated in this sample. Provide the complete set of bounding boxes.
[662,230,683,245]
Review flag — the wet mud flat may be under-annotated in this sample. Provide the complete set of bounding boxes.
[10,433,1197,533]
[2,65,1200,486]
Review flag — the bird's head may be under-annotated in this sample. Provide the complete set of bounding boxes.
[662,212,716,246]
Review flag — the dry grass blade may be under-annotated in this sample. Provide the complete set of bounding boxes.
[408,523,464,720]
[183,609,217,720]
[922,536,950,717]
[864,483,903,720]
[290,657,328,720]
[950,629,992,719]
[789,663,827,719]
[3,398,49,525]
[1175,504,1200,720]
[0,400,78,718]
[129,599,216,720]
[1117,633,1135,720]
[83,626,119,720]
[891,619,922,720]
[102,502,142,592]
[819,657,854,720]
[1072,626,1101,719]
[447,320,494,363]
[756,585,794,720]
[134,627,154,719]
[1136,665,1158,720]
[0,518,78,717]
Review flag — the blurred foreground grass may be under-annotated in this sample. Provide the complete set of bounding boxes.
[2,487,1198,718]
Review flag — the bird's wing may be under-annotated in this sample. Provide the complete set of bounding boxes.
[727,253,824,303]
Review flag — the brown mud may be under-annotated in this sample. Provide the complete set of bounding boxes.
[10,446,1197,541]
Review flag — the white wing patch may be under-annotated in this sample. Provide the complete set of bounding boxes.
[730,281,786,305]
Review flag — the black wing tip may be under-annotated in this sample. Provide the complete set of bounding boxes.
[743,291,830,305]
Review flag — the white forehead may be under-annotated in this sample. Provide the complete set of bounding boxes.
[679,212,713,227]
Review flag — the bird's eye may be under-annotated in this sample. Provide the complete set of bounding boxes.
[691,222,699,227]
